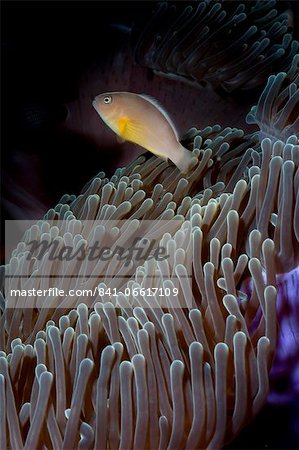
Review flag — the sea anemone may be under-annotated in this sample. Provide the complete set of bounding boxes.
[246,54,299,142]
[133,0,299,92]
[1,127,298,448]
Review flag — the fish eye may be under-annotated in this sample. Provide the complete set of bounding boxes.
[103,95,112,104]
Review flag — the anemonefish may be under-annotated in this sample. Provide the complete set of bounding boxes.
[92,92,196,174]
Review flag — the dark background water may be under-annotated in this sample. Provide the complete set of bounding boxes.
[1,1,299,448]
[1,1,141,219]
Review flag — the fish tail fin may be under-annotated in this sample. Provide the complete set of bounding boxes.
[174,144,197,174]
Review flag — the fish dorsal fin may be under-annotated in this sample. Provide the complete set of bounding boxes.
[139,94,179,139]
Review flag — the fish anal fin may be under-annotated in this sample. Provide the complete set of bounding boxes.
[151,149,168,161]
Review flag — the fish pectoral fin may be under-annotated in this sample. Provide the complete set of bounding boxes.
[117,116,146,143]
[118,116,130,138]
[117,116,168,163]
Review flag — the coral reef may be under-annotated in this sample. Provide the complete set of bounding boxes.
[1,127,298,448]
